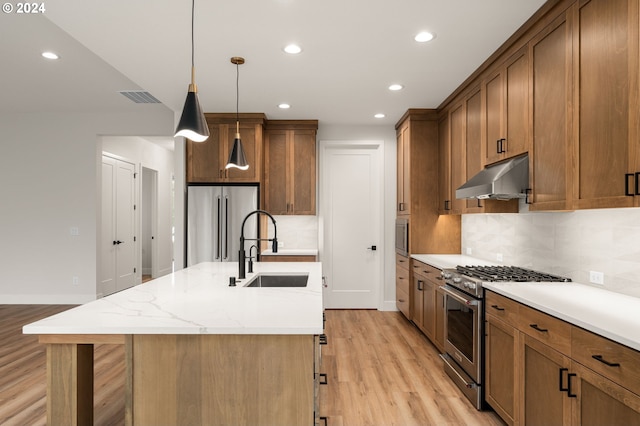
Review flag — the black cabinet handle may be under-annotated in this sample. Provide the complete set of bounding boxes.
[417,280,424,291]
[529,323,548,333]
[497,138,507,154]
[444,200,450,211]
[319,373,328,385]
[636,172,640,195]
[559,367,569,392]
[525,188,532,204]
[319,334,328,345]
[320,416,328,426]
[567,373,577,398]
[626,173,634,196]
[491,304,505,311]
[592,354,620,367]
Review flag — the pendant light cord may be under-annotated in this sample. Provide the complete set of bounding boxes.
[190,0,195,84]
[236,62,240,125]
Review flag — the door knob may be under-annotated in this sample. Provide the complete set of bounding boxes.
[113,240,124,245]
[367,245,377,251]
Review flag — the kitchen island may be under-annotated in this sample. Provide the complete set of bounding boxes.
[23,261,324,426]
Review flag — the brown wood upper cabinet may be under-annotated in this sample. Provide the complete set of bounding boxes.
[186,113,266,183]
[482,46,529,166]
[573,0,640,209]
[264,121,318,215]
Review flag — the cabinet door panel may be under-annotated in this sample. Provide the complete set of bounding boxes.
[572,361,640,425]
[450,104,465,214]
[576,0,638,208]
[292,131,316,215]
[465,89,483,212]
[505,52,528,157]
[187,125,223,182]
[485,316,517,425]
[438,116,451,213]
[521,335,571,426]
[484,73,503,165]
[530,14,572,209]
[265,130,288,214]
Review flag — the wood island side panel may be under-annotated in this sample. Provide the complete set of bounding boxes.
[126,334,315,426]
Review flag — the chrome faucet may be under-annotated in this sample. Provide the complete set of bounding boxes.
[238,209,278,279]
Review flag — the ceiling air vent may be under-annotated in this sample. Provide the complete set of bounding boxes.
[119,90,161,104]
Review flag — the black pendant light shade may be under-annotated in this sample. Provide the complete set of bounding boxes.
[226,132,249,170]
[175,85,209,142]
[174,0,209,143]
[226,56,249,170]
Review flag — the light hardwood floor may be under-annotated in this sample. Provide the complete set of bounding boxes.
[0,305,503,425]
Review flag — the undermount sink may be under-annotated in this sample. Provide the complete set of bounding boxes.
[243,273,309,288]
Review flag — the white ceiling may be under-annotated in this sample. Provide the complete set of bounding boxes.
[1,0,546,133]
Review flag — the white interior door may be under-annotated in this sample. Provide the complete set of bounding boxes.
[320,142,383,309]
[101,154,136,296]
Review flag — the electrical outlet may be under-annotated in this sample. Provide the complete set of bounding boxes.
[466,247,473,255]
[70,227,79,236]
[496,253,503,262]
[589,271,604,285]
[72,276,79,286]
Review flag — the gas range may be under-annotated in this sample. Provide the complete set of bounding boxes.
[442,265,571,298]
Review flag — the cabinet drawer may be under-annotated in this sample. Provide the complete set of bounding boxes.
[396,254,410,270]
[572,326,640,396]
[518,304,571,355]
[396,265,410,294]
[396,285,410,318]
[485,291,520,326]
[411,260,442,283]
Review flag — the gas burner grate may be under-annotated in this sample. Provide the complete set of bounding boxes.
[455,265,571,282]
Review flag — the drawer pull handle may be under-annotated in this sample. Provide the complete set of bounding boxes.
[567,373,577,398]
[530,324,548,333]
[319,373,328,385]
[491,305,505,311]
[592,354,620,367]
[319,334,328,345]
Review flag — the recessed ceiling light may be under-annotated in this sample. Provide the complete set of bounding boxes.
[278,103,291,109]
[388,84,404,91]
[414,32,436,43]
[42,51,59,60]
[283,44,302,54]
[374,113,385,119]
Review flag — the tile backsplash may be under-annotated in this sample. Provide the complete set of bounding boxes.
[268,215,319,250]
[462,207,640,298]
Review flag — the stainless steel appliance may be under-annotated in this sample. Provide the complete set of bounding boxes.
[440,265,570,409]
[395,218,409,256]
[186,184,259,266]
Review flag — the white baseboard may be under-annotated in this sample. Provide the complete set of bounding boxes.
[380,300,399,311]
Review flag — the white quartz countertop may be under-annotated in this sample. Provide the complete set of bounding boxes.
[485,282,640,352]
[23,262,324,336]
[410,254,498,270]
[411,253,640,352]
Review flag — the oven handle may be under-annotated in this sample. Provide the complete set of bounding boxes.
[440,286,478,306]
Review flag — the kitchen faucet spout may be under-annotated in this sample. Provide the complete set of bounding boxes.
[238,210,278,279]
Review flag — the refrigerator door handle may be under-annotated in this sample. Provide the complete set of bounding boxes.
[216,196,221,260]
[224,196,229,260]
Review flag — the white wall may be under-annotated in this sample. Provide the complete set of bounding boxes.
[462,206,640,298]
[0,109,173,304]
[101,136,175,279]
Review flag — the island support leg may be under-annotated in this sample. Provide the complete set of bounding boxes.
[46,343,94,426]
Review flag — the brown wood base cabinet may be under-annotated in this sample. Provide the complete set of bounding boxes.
[410,259,444,351]
[126,334,318,425]
[485,290,640,425]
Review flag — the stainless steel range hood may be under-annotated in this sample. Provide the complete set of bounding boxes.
[456,155,529,200]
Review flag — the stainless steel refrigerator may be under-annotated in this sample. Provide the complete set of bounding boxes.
[186,184,259,266]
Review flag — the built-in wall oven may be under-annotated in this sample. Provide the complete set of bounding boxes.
[395,218,409,256]
[439,265,571,410]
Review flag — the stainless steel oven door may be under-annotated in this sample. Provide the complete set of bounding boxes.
[441,285,483,384]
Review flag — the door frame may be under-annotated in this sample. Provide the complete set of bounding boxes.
[319,140,385,310]
[142,166,159,279]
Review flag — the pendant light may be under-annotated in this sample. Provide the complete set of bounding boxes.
[174,0,209,142]
[226,56,249,170]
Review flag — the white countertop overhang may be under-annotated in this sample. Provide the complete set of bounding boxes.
[23,262,324,336]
